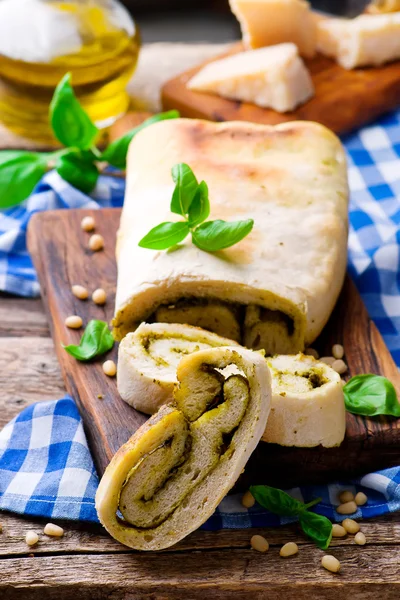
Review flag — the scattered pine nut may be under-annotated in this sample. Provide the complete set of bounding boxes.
[337,501,357,515]
[354,532,366,546]
[321,555,340,573]
[342,518,360,534]
[97,394,104,399]
[25,531,39,546]
[92,288,107,305]
[89,233,104,252]
[242,490,255,508]
[44,523,64,537]
[320,356,335,366]
[332,359,347,374]
[341,379,346,386]
[280,542,298,557]
[65,315,83,329]
[71,285,89,300]
[332,344,344,359]
[81,216,96,232]
[103,360,117,377]
[332,524,347,538]
[355,492,368,506]
[250,535,269,553]
[305,347,319,359]
[339,490,354,504]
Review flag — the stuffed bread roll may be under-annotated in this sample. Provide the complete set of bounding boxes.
[113,118,349,356]
[118,323,346,448]
[96,346,271,550]
[263,354,345,447]
[118,322,238,414]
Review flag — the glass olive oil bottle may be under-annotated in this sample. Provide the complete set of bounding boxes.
[0,0,140,143]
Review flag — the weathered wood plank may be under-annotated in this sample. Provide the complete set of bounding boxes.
[0,337,64,428]
[0,512,399,557]
[1,546,400,600]
[0,296,49,338]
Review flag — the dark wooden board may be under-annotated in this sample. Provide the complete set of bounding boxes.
[161,43,400,135]
[28,208,400,486]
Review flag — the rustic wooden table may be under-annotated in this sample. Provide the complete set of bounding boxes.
[0,43,399,599]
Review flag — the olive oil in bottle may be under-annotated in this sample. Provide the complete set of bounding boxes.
[0,0,140,143]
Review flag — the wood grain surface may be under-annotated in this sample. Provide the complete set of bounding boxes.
[161,43,400,134]
[27,208,400,487]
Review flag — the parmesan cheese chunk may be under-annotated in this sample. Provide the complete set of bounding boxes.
[229,0,317,58]
[317,13,400,69]
[187,44,314,113]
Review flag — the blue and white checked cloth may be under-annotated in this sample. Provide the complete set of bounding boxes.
[1,110,400,527]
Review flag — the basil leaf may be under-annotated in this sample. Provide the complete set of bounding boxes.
[56,151,99,194]
[344,374,400,417]
[0,151,48,209]
[299,511,332,550]
[63,320,114,361]
[170,163,199,216]
[188,181,210,227]
[250,485,304,517]
[192,219,254,252]
[50,73,98,149]
[100,110,180,169]
[138,221,189,250]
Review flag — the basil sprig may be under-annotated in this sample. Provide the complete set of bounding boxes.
[344,374,400,417]
[63,320,114,361]
[0,72,180,209]
[139,163,254,252]
[250,485,332,550]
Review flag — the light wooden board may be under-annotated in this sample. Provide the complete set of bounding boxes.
[161,43,400,134]
[27,208,400,488]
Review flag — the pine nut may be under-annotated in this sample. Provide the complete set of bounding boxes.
[321,555,340,573]
[342,518,360,534]
[0,524,2,533]
[305,347,319,359]
[355,492,368,506]
[320,356,335,366]
[65,315,83,329]
[81,216,96,232]
[44,523,64,537]
[250,535,269,553]
[336,501,357,515]
[25,531,39,546]
[338,490,354,504]
[242,490,255,508]
[279,542,298,557]
[89,234,104,252]
[341,379,346,386]
[103,360,117,377]
[71,285,89,300]
[354,532,366,546]
[332,524,347,538]
[332,344,344,359]
[332,359,347,374]
[92,288,107,305]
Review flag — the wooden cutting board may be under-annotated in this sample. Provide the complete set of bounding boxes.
[161,43,400,134]
[27,208,400,488]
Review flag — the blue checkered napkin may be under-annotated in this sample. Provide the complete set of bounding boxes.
[0,170,125,297]
[345,111,400,365]
[1,397,400,527]
[0,397,98,522]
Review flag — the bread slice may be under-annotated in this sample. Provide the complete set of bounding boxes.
[229,0,317,58]
[117,322,238,414]
[117,323,346,448]
[113,118,349,357]
[96,346,271,550]
[263,353,345,447]
[187,44,314,112]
